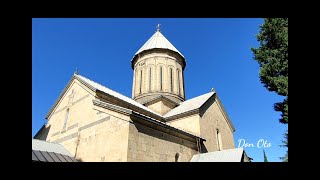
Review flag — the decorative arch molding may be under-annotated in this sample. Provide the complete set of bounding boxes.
[146,65,156,92]
[168,66,175,93]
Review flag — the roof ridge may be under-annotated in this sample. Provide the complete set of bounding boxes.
[180,91,215,105]
[76,74,162,117]
[164,91,215,118]
[77,74,120,96]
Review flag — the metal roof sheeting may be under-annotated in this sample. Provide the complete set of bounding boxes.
[32,139,77,162]
[32,150,77,162]
[164,92,215,118]
[135,31,184,58]
[190,148,244,162]
[32,139,73,157]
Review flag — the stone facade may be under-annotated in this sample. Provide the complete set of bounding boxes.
[127,122,198,162]
[37,28,237,162]
[43,77,201,162]
[166,95,235,153]
[43,77,235,162]
[199,96,235,152]
[167,114,201,136]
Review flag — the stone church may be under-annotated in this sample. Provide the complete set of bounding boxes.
[34,26,250,162]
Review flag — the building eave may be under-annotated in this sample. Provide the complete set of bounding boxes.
[92,98,205,142]
[95,89,165,121]
[164,109,200,121]
[93,99,132,116]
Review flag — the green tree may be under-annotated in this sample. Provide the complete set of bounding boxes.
[251,18,288,161]
[280,130,288,162]
[263,149,268,162]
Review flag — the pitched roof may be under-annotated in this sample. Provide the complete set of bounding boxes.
[134,30,184,58]
[76,74,162,117]
[32,139,78,162]
[164,92,215,118]
[190,148,245,162]
[32,139,73,157]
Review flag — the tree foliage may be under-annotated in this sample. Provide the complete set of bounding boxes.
[263,149,268,162]
[251,18,288,124]
[280,130,288,162]
[251,18,288,161]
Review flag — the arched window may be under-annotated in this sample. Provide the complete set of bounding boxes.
[149,67,152,92]
[175,153,179,162]
[63,109,69,130]
[170,68,173,92]
[177,70,181,95]
[139,70,142,94]
[216,129,223,151]
[160,66,163,91]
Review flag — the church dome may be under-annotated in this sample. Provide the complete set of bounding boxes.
[131,26,186,70]
[134,30,184,58]
[131,25,187,112]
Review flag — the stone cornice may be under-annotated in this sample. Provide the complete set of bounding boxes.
[93,99,132,116]
[96,90,165,121]
[92,99,205,143]
[165,109,200,121]
[134,91,185,103]
[131,49,186,70]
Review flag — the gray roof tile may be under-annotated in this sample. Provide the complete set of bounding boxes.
[33,150,47,162]
[40,151,55,162]
[32,139,77,162]
[190,148,244,162]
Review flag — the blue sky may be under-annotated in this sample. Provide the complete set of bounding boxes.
[32,18,287,162]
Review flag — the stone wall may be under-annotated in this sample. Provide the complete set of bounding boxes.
[73,107,130,162]
[45,79,131,162]
[46,79,96,144]
[200,97,235,152]
[127,122,198,162]
[166,114,201,136]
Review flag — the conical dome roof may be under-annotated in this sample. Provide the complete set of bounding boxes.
[134,30,184,58]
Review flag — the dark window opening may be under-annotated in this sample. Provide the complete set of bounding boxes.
[170,68,173,92]
[175,153,179,162]
[139,70,142,94]
[149,68,152,91]
[177,70,181,95]
[160,67,163,91]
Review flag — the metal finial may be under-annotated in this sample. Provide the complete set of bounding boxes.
[211,87,215,92]
[156,24,161,32]
[74,67,78,75]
